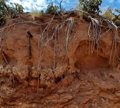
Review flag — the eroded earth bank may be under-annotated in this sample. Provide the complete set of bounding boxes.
[0,14,120,108]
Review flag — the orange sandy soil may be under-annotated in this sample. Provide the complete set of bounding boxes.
[0,14,120,108]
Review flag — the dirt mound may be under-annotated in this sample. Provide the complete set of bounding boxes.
[0,14,120,107]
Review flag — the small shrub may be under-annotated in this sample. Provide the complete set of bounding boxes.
[46,3,59,14]
[103,8,115,21]
[0,0,24,26]
[79,0,102,14]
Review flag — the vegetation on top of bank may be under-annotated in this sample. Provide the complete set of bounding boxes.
[1,0,120,26]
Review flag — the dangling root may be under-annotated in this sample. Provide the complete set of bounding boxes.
[65,17,74,53]
[1,50,9,65]
[88,16,101,54]
[88,22,91,54]
[38,14,55,48]
[0,29,9,65]
[107,21,119,65]
[36,17,74,81]
[37,15,56,80]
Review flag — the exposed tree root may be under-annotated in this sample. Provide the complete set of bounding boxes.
[88,16,101,54]
[88,16,119,66]
[107,20,119,65]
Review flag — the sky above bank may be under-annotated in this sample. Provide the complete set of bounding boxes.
[8,0,120,13]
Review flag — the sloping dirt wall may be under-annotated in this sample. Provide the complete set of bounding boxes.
[0,15,120,107]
